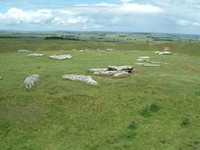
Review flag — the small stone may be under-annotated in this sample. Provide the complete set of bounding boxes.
[137,56,150,59]
[62,74,98,85]
[28,53,45,56]
[24,74,40,88]
[134,63,160,67]
[18,50,32,52]
[106,48,116,51]
[155,51,172,55]
[49,54,72,60]
[136,56,150,61]
[151,62,169,64]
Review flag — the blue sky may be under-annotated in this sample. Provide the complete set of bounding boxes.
[0,0,200,34]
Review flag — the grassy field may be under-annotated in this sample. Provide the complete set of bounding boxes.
[0,38,200,150]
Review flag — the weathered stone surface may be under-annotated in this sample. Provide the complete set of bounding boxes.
[89,65,132,76]
[89,68,108,74]
[18,50,32,52]
[107,65,133,73]
[24,74,40,88]
[106,48,116,51]
[137,56,150,59]
[112,71,128,77]
[62,74,98,85]
[155,51,172,55]
[28,53,45,56]
[151,62,169,64]
[49,54,72,60]
[134,63,160,67]
[136,56,150,61]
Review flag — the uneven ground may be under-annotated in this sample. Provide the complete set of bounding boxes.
[0,39,200,150]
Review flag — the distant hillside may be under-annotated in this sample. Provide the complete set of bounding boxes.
[0,31,200,43]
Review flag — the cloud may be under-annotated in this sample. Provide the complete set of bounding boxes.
[177,19,190,26]
[177,19,200,26]
[0,7,53,24]
[119,3,163,13]
[67,16,88,24]
[120,0,134,3]
[0,0,200,34]
[0,0,68,9]
[75,3,119,7]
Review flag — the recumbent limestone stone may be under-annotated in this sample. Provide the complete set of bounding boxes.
[49,54,72,60]
[24,74,40,88]
[89,65,133,77]
[62,74,98,85]
[28,53,45,56]
[18,50,32,52]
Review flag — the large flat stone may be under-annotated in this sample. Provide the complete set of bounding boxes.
[49,55,72,60]
[18,50,32,52]
[134,63,160,67]
[28,53,45,56]
[155,51,172,55]
[107,65,133,73]
[62,74,98,85]
[89,65,132,76]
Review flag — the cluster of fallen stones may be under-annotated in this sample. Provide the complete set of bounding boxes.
[18,49,73,60]
[134,54,170,67]
[17,49,171,88]
[23,65,133,88]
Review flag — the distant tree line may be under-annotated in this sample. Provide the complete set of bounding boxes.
[0,36,21,38]
[45,36,79,41]
[150,37,174,41]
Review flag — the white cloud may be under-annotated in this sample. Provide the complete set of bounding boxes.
[0,7,53,24]
[119,3,163,13]
[75,3,119,7]
[120,0,134,3]
[67,16,88,24]
[52,17,65,25]
[0,1,200,34]
[177,19,190,26]
[192,22,200,26]
[177,19,200,26]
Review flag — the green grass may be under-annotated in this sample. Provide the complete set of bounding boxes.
[0,39,200,150]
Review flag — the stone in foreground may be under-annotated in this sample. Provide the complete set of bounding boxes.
[18,50,32,52]
[28,53,45,56]
[62,74,98,85]
[24,74,40,88]
[49,55,72,60]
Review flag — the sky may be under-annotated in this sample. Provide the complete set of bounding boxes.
[0,0,200,34]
